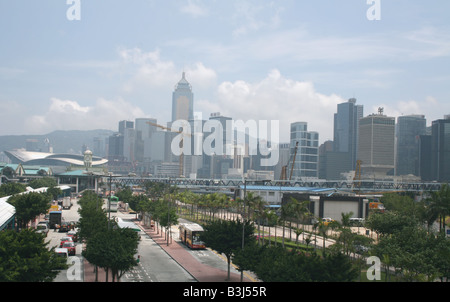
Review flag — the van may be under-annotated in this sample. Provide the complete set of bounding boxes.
[36,224,49,235]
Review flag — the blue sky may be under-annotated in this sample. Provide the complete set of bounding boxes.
[1,0,449,143]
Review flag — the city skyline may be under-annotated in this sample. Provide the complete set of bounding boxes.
[1,1,450,144]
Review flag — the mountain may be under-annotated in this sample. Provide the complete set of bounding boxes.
[0,129,114,157]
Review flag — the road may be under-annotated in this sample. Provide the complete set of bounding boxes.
[47,197,235,282]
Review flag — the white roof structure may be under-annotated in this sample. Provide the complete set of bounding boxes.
[0,196,15,231]
[4,149,108,166]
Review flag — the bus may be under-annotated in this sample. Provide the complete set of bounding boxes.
[179,223,205,249]
[109,196,119,212]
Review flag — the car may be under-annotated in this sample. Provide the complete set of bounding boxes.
[35,224,49,235]
[59,236,73,247]
[322,217,335,226]
[55,248,68,259]
[38,220,49,227]
[62,241,76,256]
[67,230,78,242]
[59,222,70,232]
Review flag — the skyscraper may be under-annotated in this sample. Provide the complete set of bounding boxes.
[431,117,450,182]
[357,108,395,178]
[172,72,194,122]
[396,115,426,176]
[289,122,319,179]
[333,98,363,170]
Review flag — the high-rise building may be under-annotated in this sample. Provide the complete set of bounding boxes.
[289,122,319,179]
[119,120,134,135]
[431,117,450,182]
[396,115,426,176]
[333,98,363,170]
[357,108,395,178]
[172,72,194,122]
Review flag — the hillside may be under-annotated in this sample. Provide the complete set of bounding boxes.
[0,129,114,156]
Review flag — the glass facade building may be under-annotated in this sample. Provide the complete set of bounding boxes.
[333,98,363,171]
[289,122,319,179]
[396,115,426,176]
[431,118,450,182]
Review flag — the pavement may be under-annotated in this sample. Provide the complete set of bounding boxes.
[83,221,256,283]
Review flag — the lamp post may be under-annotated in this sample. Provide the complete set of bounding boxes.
[240,178,247,282]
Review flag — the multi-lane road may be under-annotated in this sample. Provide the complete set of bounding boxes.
[48,198,241,282]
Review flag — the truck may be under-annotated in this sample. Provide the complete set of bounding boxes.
[49,211,62,229]
[62,197,72,209]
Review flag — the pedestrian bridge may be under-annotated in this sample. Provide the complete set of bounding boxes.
[109,177,443,194]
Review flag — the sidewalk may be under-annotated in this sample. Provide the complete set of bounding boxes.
[83,222,256,282]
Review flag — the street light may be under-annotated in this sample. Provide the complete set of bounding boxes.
[240,178,247,282]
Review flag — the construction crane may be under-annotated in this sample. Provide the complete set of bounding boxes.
[288,141,299,180]
[279,141,299,180]
[352,160,362,193]
[146,121,191,177]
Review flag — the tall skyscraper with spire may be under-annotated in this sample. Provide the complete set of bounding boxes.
[172,72,194,122]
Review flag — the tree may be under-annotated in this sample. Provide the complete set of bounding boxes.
[28,177,58,189]
[8,192,51,229]
[201,219,256,280]
[0,182,26,197]
[0,229,67,282]
[83,227,140,282]
[77,191,107,242]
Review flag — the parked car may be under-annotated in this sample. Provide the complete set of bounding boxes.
[62,241,76,256]
[35,224,49,235]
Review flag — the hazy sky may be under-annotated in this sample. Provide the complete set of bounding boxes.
[1,0,449,143]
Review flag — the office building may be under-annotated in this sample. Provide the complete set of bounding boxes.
[172,72,194,122]
[396,115,426,176]
[357,108,395,178]
[333,98,363,171]
[430,117,450,182]
[289,122,319,179]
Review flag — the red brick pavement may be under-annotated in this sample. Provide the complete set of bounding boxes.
[137,223,256,282]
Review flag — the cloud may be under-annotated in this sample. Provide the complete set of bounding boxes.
[231,0,284,37]
[180,0,209,18]
[24,97,147,134]
[196,69,345,143]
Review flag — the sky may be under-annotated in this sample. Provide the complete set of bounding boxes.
[1,0,450,144]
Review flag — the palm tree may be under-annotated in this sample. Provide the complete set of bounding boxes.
[427,184,450,233]
[266,210,278,246]
[318,221,331,256]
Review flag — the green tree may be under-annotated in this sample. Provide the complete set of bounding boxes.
[0,229,67,282]
[0,182,26,197]
[77,191,107,242]
[83,227,139,282]
[8,192,51,229]
[201,219,256,280]
[28,177,57,189]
